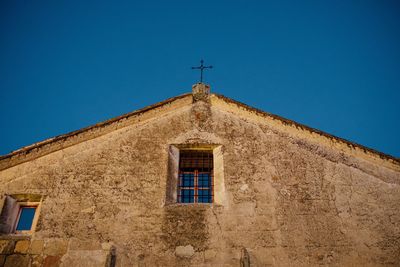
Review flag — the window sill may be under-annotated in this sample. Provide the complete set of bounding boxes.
[0,234,31,240]
[164,203,223,209]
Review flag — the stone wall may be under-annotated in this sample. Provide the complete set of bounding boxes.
[0,237,115,267]
[0,91,399,266]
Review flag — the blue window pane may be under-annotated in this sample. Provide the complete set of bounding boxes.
[198,196,212,203]
[198,189,212,203]
[181,173,194,187]
[181,189,194,203]
[198,173,211,187]
[198,189,211,196]
[16,207,36,231]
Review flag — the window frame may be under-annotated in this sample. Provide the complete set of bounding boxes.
[13,201,40,234]
[166,144,226,206]
[0,194,42,235]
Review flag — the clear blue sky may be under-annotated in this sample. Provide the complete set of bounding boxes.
[1,1,399,157]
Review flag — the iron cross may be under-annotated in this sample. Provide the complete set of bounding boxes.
[191,60,213,83]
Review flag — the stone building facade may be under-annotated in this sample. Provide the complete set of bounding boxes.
[0,83,399,266]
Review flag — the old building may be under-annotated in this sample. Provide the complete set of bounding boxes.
[0,83,399,267]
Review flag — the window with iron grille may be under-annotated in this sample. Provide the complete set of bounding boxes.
[178,150,213,203]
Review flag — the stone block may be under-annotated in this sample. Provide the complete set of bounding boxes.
[175,245,195,258]
[59,250,107,267]
[204,249,217,261]
[232,202,256,217]
[4,254,31,267]
[43,255,61,267]
[192,83,210,102]
[31,255,44,267]
[0,240,15,254]
[14,240,30,254]
[44,239,68,256]
[29,240,44,254]
[69,238,101,250]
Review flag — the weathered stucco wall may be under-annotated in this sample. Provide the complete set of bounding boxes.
[0,88,399,267]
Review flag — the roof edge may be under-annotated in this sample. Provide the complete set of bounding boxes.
[1,91,398,171]
[212,93,400,165]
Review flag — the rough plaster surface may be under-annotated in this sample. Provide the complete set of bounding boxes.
[0,89,399,266]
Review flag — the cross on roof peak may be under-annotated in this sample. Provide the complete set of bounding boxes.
[191,60,213,83]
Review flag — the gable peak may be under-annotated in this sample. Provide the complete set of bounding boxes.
[192,83,210,102]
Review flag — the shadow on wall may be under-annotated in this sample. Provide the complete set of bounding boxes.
[161,205,208,251]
